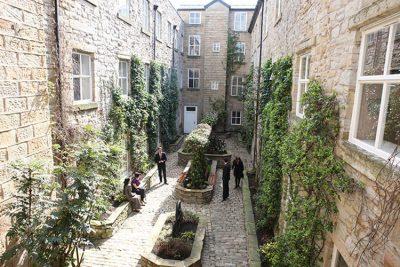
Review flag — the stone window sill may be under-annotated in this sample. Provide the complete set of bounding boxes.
[187,88,200,91]
[84,0,98,6]
[72,102,99,112]
[118,14,132,25]
[187,55,201,58]
[156,38,163,43]
[274,15,282,26]
[167,43,172,48]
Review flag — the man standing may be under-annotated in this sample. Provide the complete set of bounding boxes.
[222,158,231,201]
[154,146,167,184]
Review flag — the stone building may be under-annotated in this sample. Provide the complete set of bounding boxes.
[178,0,254,133]
[249,0,400,266]
[0,0,183,263]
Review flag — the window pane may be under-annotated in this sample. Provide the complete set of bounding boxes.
[121,78,128,95]
[189,69,193,78]
[189,79,194,88]
[81,77,91,100]
[356,84,383,145]
[72,54,80,75]
[362,27,389,76]
[81,55,90,76]
[300,56,307,79]
[298,83,306,114]
[194,79,199,88]
[73,78,80,101]
[390,23,400,75]
[382,83,400,153]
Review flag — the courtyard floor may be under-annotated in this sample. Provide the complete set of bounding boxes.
[82,136,253,267]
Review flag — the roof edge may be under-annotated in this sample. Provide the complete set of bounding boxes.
[204,0,231,9]
[248,0,263,33]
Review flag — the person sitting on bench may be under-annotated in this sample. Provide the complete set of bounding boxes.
[131,172,146,205]
[123,178,141,211]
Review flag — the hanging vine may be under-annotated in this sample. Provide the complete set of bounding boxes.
[262,80,351,267]
[255,56,292,231]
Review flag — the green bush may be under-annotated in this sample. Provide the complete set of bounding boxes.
[207,135,227,154]
[201,111,219,126]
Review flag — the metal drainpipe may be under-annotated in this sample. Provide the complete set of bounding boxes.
[153,5,158,61]
[173,25,177,69]
[254,0,264,183]
[54,0,64,132]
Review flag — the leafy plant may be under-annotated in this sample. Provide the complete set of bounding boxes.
[262,80,350,266]
[207,135,227,154]
[0,160,53,265]
[242,66,255,150]
[256,56,292,231]
[201,111,219,126]
[181,231,195,241]
[147,62,162,155]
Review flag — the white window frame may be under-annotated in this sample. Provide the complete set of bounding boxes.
[236,42,245,61]
[118,0,130,18]
[211,81,219,90]
[142,0,150,32]
[188,68,200,89]
[189,12,201,24]
[167,21,173,45]
[72,52,92,103]
[144,63,150,92]
[231,76,243,96]
[275,0,282,23]
[213,42,220,52]
[349,17,400,163]
[188,35,201,56]
[234,12,247,31]
[156,10,162,39]
[296,54,311,118]
[231,111,241,125]
[118,60,129,96]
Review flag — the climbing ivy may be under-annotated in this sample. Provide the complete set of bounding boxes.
[243,66,255,150]
[261,80,350,267]
[260,58,273,107]
[255,56,292,231]
[160,67,179,149]
[147,62,162,155]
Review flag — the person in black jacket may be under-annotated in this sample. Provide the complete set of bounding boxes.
[222,158,231,201]
[154,146,167,184]
[232,157,244,189]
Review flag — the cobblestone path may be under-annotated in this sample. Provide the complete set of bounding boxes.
[83,136,252,267]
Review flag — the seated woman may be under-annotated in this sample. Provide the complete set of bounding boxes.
[131,172,146,204]
[123,178,141,211]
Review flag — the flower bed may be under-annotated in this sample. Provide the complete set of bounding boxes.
[90,165,158,239]
[175,160,217,204]
[141,212,207,267]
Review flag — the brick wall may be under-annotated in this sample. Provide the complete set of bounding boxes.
[0,0,52,258]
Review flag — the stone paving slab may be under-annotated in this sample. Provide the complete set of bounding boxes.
[82,135,253,267]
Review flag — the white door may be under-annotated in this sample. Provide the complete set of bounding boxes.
[184,106,197,133]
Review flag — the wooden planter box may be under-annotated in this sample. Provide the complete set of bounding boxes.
[90,165,158,239]
[177,148,232,168]
[175,160,217,204]
[141,212,207,267]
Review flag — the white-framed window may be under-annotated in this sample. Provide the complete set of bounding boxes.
[188,35,201,56]
[235,42,245,61]
[118,0,129,18]
[212,42,220,52]
[144,63,150,91]
[350,19,400,162]
[181,34,184,53]
[142,0,150,32]
[189,12,201,24]
[118,60,129,95]
[231,76,243,96]
[231,111,241,125]
[275,0,282,22]
[167,21,173,45]
[188,68,200,89]
[211,81,219,90]
[174,29,178,49]
[296,54,311,118]
[234,12,247,31]
[156,11,162,39]
[72,52,92,102]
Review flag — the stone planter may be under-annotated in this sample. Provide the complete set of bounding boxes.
[141,212,207,267]
[178,148,232,167]
[90,165,158,239]
[175,160,217,204]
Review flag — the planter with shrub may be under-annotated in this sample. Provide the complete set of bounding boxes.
[141,208,207,267]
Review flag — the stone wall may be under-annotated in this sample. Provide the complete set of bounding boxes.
[178,2,254,133]
[249,0,400,266]
[0,0,53,258]
[47,0,184,132]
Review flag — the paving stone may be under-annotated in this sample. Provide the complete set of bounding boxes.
[82,136,252,267]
